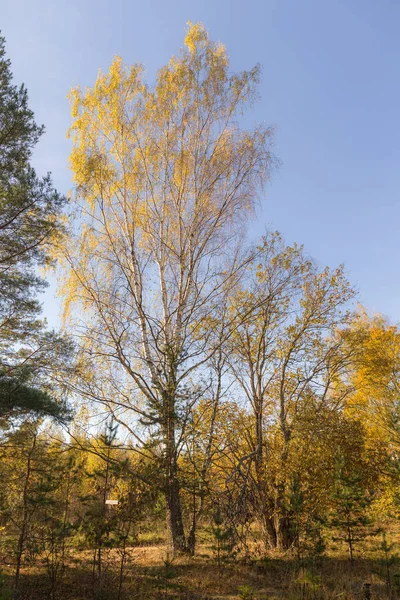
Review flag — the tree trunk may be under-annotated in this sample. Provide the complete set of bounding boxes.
[166,471,186,554]
[272,420,294,551]
[187,379,220,556]
[15,430,37,592]
[274,510,293,551]
[260,512,278,549]
[164,397,187,555]
[254,406,279,551]
[272,439,294,552]
[255,439,294,551]
[187,487,197,556]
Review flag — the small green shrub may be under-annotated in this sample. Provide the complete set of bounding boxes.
[238,584,255,600]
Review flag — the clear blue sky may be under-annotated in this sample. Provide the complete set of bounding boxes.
[2,0,400,325]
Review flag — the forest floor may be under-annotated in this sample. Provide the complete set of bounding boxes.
[1,541,400,600]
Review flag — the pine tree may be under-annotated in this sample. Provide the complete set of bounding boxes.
[0,34,69,425]
[79,419,118,592]
[210,507,237,580]
[329,458,374,564]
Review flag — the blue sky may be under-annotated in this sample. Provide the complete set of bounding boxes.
[2,0,400,325]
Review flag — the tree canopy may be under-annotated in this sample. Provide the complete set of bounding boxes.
[0,34,70,427]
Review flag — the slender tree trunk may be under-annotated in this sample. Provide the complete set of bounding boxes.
[271,411,293,551]
[187,487,197,556]
[59,467,72,581]
[347,520,354,565]
[117,538,128,600]
[97,434,112,586]
[253,406,278,550]
[187,371,221,556]
[273,485,293,551]
[15,431,37,594]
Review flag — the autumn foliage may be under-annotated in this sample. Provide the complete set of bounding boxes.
[1,22,400,600]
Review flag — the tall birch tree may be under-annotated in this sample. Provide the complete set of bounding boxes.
[61,23,272,552]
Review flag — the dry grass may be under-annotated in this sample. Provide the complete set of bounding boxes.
[2,535,400,599]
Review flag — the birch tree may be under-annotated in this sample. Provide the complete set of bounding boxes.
[61,23,272,553]
[227,234,356,550]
